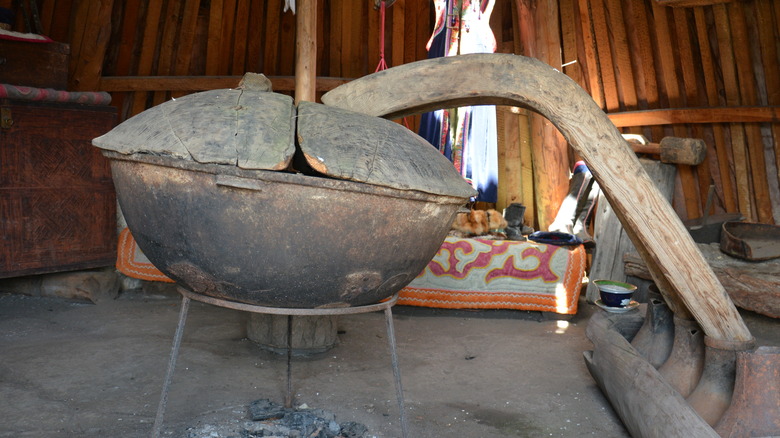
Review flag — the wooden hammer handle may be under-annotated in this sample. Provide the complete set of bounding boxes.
[626,136,707,166]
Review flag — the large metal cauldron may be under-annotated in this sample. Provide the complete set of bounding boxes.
[94,75,476,308]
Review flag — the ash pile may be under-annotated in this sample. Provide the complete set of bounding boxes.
[184,399,370,438]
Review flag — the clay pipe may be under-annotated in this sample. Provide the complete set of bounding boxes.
[687,336,756,427]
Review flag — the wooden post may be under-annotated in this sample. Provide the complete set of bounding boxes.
[288,0,338,352]
[515,0,570,231]
[321,54,753,343]
[295,0,317,103]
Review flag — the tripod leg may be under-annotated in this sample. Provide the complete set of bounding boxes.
[384,306,409,438]
[285,314,294,408]
[151,295,191,438]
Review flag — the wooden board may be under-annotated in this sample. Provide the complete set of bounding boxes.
[586,159,676,303]
[625,243,780,319]
[321,53,752,342]
[93,89,296,170]
[296,101,476,198]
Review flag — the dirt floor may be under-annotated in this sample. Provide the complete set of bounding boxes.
[0,286,777,438]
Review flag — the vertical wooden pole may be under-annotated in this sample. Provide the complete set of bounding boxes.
[296,0,318,103]
[515,0,570,231]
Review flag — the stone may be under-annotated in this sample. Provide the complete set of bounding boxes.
[249,399,289,421]
[0,268,120,303]
[40,269,120,303]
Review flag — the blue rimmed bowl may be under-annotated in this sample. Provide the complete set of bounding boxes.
[594,280,637,308]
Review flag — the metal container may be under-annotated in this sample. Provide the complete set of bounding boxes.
[94,76,476,307]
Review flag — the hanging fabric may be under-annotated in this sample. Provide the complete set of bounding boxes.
[418,0,498,204]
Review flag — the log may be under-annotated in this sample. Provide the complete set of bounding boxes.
[247,313,338,355]
[321,54,752,342]
[624,244,780,319]
[584,311,719,438]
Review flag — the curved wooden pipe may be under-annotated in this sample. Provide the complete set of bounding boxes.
[322,53,752,343]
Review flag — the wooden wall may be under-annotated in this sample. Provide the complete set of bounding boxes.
[14,0,780,227]
[558,0,780,225]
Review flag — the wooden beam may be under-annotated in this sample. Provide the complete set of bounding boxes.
[653,0,736,7]
[576,0,604,109]
[391,0,405,70]
[218,0,237,75]
[246,0,265,72]
[624,0,663,141]
[205,0,223,76]
[232,0,250,75]
[730,2,774,224]
[606,0,638,110]
[513,0,570,231]
[263,0,282,74]
[694,7,737,212]
[590,0,621,111]
[496,106,524,211]
[519,110,536,225]
[322,54,753,342]
[755,0,780,222]
[328,0,343,77]
[559,0,584,88]
[68,0,114,91]
[714,3,754,221]
[607,106,780,127]
[152,0,181,105]
[99,76,350,93]
[651,2,700,219]
[171,0,200,99]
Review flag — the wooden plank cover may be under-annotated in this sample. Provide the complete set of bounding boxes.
[94,89,296,170]
[296,101,477,198]
[321,53,752,342]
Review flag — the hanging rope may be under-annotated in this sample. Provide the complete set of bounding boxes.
[374,0,410,129]
[374,1,389,73]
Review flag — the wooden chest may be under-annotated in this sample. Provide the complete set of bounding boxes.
[0,40,70,89]
[0,99,117,278]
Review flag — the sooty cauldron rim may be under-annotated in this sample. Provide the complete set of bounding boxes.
[103,151,468,204]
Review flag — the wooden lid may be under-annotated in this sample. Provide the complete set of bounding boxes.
[297,101,476,198]
[93,89,296,171]
[94,85,475,198]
